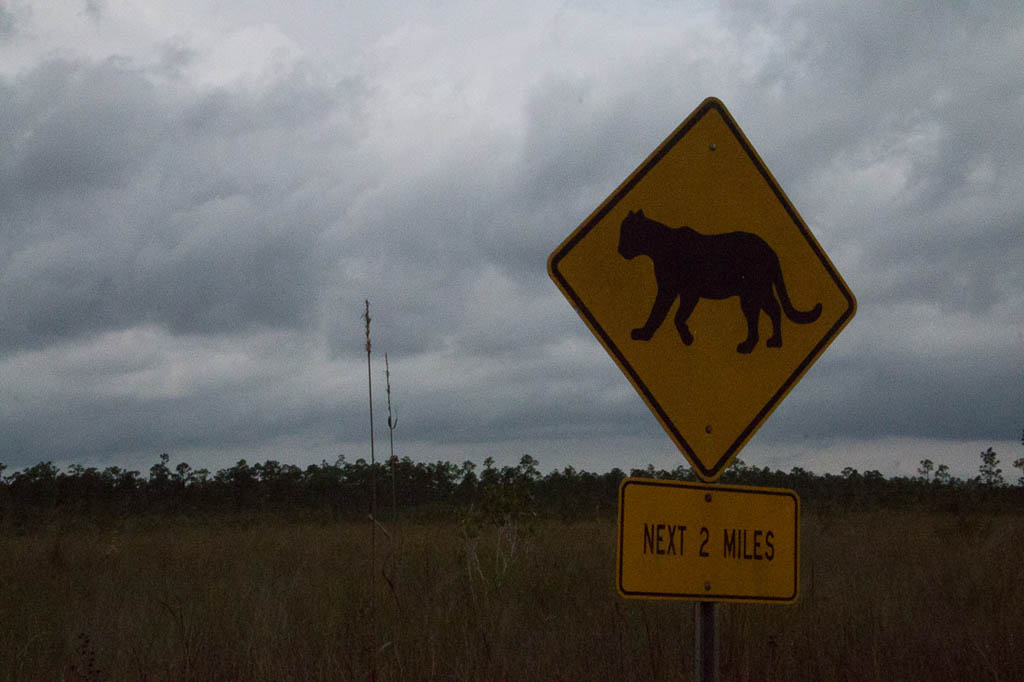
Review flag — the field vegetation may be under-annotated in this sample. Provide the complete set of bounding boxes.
[1,449,1022,681]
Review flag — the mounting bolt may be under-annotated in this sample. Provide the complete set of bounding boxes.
[705,424,712,434]
[705,493,712,503]
[704,582,711,591]
[709,143,717,151]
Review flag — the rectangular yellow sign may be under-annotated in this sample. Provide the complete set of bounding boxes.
[617,478,799,603]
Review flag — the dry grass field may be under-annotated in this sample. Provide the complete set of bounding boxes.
[1,508,1022,681]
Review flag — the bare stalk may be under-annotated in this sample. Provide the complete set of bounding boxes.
[385,353,398,524]
[383,352,405,676]
[362,300,377,681]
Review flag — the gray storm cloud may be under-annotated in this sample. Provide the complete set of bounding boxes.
[0,1,1020,475]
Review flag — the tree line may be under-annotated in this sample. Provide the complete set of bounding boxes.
[0,447,1020,525]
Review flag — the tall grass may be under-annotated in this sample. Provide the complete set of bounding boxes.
[1,509,1021,681]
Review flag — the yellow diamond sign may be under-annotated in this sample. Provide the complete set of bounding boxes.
[548,98,856,481]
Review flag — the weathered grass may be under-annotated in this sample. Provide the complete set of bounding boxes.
[1,509,1021,681]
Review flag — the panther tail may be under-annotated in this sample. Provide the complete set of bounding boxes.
[774,268,821,324]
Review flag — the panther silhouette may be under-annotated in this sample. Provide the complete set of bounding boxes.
[618,209,821,354]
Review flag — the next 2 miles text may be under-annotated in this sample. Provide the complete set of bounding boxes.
[641,523,776,561]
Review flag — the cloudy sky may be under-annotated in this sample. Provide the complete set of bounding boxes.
[1,1,1020,479]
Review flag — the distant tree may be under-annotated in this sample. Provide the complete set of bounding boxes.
[631,463,657,478]
[789,466,812,480]
[216,459,258,508]
[1012,456,1024,487]
[480,457,498,488]
[977,447,1004,486]
[667,465,693,481]
[173,462,194,486]
[149,453,172,485]
[518,454,540,479]
[455,460,478,503]
[10,445,1024,524]
[1011,430,1019,483]
[0,463,7,521]
[7,461,60,513]
[1015,427,1024,485]
[916,459,934,482]
[60,464,106,512]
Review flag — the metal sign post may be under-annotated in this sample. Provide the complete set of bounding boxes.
[694,601,719,682]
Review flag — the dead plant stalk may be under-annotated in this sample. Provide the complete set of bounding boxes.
[362,300,378,681]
